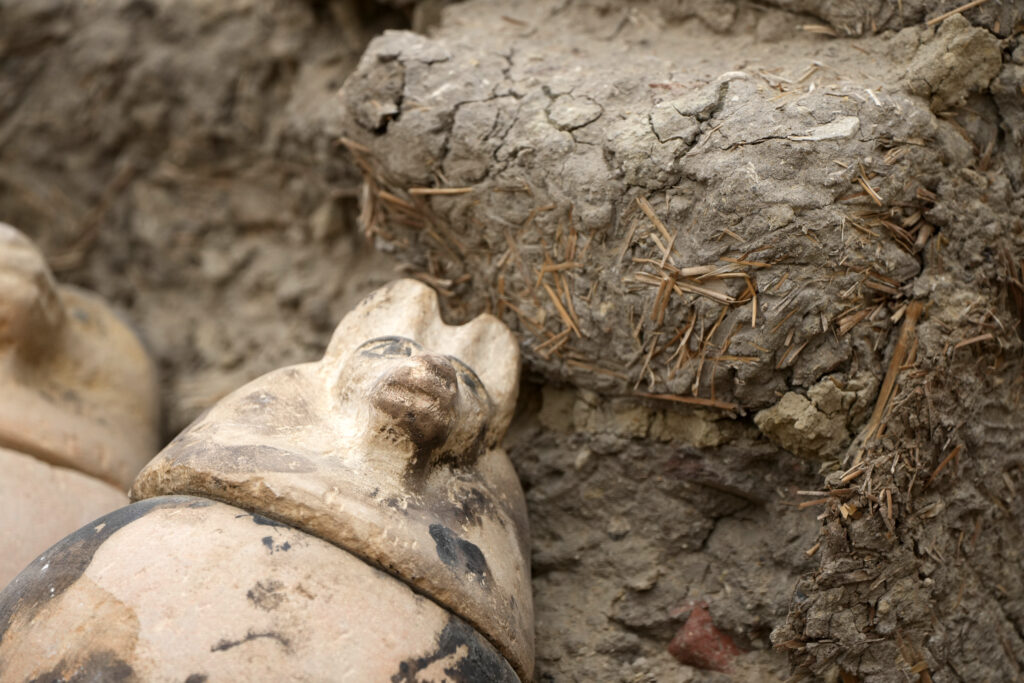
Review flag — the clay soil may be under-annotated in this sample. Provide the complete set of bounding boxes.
[2,1,1023,681]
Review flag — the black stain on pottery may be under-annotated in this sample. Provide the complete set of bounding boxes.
[428,524,490,582]
[390,618,518,682]
[0,496,212,642]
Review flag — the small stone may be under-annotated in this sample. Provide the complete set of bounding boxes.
[199,247,234,283]
[548,95,603,131]
[789,115,860,142]
[310,199,345,242]
[754,391,848,460]
[625,567,659,592]
[573,448,591,471]
[606,516,631,540]
[667,604,744,672]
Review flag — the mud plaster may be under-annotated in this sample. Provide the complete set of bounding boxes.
[340,2,1024,680]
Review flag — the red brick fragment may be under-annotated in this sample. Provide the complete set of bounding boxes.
[667,603,745,672]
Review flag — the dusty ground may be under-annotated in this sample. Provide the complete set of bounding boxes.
[2,0,1023,681]
[509,385,820,680]
[0,0,401,435]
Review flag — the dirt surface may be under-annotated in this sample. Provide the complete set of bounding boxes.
[509,385,820,680]
[3,0,1024,681]
[0,0,401,435]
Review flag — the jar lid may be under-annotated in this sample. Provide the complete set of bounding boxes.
[131,279,534,679]
[0,224,159,488]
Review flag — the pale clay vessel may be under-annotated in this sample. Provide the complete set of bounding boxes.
[0,446,127,588]
[0,278,534,681]
[0,224,158,586]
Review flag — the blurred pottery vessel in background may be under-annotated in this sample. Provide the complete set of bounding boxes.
[0,224,159,587]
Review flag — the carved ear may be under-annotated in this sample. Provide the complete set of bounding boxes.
[324,279,520,443]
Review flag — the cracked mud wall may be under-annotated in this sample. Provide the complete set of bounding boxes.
[339,1,1024,680]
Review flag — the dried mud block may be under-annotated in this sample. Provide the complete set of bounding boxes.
[901,15,1003,111]
[1,279,533,681]
[0,447,127,588]
[754,378,861,460]
[338,1,999,418]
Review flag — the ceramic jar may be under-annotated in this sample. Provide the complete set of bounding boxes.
[0,279,533,681]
